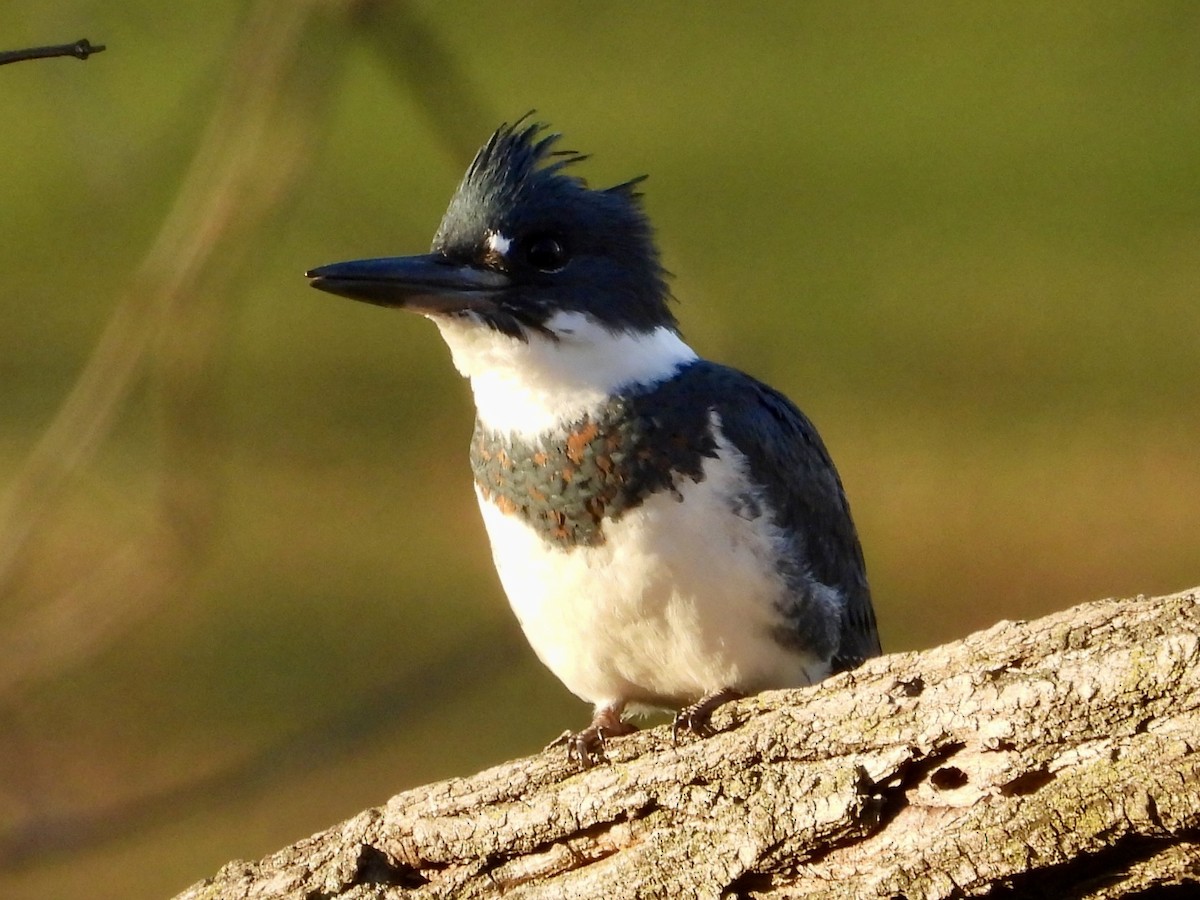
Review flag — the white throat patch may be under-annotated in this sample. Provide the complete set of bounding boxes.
[433,310,698,439]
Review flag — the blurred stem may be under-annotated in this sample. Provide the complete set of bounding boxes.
[353,0,494,163]
[0,0,349,695]
[0,0,496,699]
[0,0,501,864]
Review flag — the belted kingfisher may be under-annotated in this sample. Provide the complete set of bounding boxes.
[307,119,881,764]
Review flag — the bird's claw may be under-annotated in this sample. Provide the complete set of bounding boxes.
[671,706,715,743]
[566,725,608,768]
[556,708,638,768]
[672,688,744,745]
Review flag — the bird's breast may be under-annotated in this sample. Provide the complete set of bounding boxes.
[469,392,719,548]
[471,429,832,707]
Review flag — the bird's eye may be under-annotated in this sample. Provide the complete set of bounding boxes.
[524,235,569,272]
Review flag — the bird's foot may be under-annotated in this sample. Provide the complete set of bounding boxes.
[559,705,637,768]
[672,688,744,744]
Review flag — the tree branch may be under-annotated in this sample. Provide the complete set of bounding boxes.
[174,587,1200,899]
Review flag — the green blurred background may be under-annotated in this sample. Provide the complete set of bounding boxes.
[2,1,1198,897]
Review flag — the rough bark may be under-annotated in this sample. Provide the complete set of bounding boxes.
[175,587,1200,899]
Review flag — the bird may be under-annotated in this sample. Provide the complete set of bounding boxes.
[307,118,881,765]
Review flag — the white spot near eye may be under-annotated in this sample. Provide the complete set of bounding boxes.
[486,231,513,257]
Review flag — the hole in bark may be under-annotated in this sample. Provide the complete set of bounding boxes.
[896,676,925,697]
[930,766,969,790]
[726,870,774,898]
[999,766,1054,796]
[871,742,966,826]
[354,843,430,888]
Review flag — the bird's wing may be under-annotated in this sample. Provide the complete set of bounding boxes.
[697,362,882,671]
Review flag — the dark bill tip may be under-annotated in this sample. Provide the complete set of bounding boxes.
[306,254,510,313]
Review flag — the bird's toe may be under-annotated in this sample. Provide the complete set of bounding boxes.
[672,688,744,745]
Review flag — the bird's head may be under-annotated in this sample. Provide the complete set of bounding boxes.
[307,118,675,341]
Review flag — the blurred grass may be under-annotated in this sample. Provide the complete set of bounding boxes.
[2,2,1199,898]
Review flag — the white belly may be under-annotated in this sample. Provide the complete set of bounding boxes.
[475,444,831,710]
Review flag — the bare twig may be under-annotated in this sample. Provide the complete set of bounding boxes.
[0,39,105,66]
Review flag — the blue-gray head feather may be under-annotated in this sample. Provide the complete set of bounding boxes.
[432,118,676,336]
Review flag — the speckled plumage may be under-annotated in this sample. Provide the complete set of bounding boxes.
[470,367,717,549]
